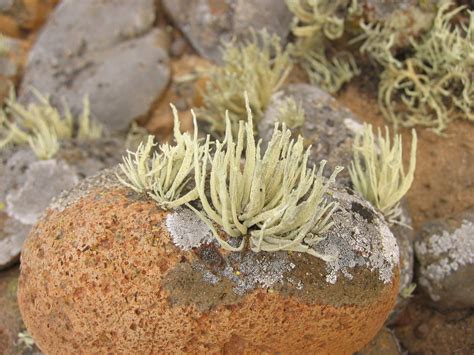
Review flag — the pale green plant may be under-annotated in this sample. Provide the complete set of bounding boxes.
[118,97,343,259]
[287,0,360,41]
[201,30,293,136]
[299,48,360,93]
[191,96,342,258]
[28,120,59,159]
[0,88,103,158]
[287,0,361,93]
[117,105,204,210]
[277,97,305,129]
[125,121,150,151]
[17,331,35,350]
[350,20,402,69]
[377,3,473,133]
[349,124,417,224]
[400,282,417,299]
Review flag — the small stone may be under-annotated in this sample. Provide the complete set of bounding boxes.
[414,322,430,339]
[358,327,402,354]
[415,207,474,310]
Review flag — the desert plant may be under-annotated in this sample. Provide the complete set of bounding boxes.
[276,97,305,128]
[192,96,343,258]
[287,0,361,93]
[117,105,205,210]
[0,88,103,158]
[349,124,417,224]
[375,3,473,133]
[118,97,342,260]
[200,30,292,136]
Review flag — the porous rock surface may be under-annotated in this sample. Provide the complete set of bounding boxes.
[19,0,170,133]
[357,327,402,355]
[19,168,399,353]
[0,138,124,270]
[415,206,474,310]
[259,83,363,184]
[162,0,293,62]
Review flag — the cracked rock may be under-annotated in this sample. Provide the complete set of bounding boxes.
[19,0,170,133]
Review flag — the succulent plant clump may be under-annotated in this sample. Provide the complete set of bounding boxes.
[118,97,342,259]
[0,88,102,159]
[349,123,417,224]
[200,30,293,136]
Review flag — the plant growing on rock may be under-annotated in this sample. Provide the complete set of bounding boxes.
[117,106,205,210]
[119,97,342,259]
[349,123,417,224]
[0,88,102,158]
[276,97,305,128]
[200,30,293,136]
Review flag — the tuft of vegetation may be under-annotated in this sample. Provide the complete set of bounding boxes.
[117,105,205,210]
[119,97,342,260]
[276,97,305,128]
[349,124,417,224]
[358,2,473,133]
[200,30,293,136]
[287,0,361,93]
[0,88,102,158]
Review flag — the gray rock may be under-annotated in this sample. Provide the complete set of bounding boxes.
[259,83,363,183]
[162,0,293,62]
[0,138,125,270]
[0,0,14,12]
[6,160,79,225]
[415,207,474,310]
[20,0,170,133]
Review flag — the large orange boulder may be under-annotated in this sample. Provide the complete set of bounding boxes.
[18,169,399,353]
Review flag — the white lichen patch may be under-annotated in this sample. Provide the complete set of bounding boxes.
[343,118,364,135]
[415,220,474,301]
[223,253,295,295]
[166,207,213,251]
[313,187,399,284]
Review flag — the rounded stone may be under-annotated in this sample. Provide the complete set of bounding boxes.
[259,83,363,184]
[18,169,399,353]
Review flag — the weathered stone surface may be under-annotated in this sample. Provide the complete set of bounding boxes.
[18,168,399,353]
[162,0,293,62]
[358,327,402,355]
[415,207,474,310]
[0,138,125,270]
[259,83,363,183]
[20,0,170,133]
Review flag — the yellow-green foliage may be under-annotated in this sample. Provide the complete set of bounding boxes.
[117,106,204,210]
[201,30,292,136]
[287,0,361,93]
[0,88,102,159]
[277,97,305,128]
[349,124,417,224]
[287,0,360,41]
[119,98,342,259]
[377,3,473,133]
